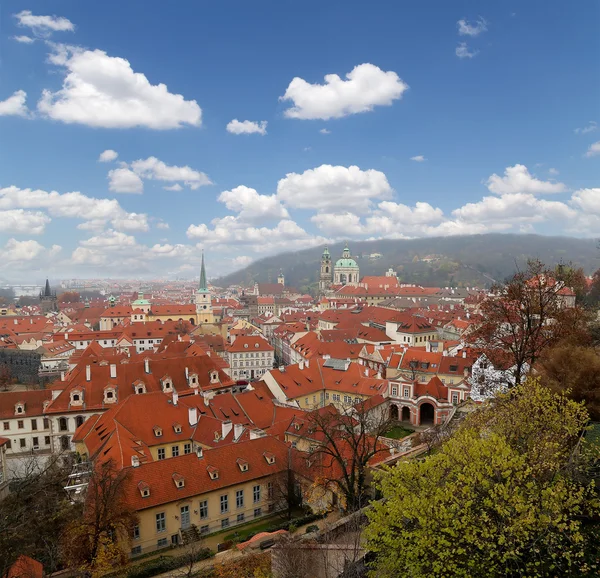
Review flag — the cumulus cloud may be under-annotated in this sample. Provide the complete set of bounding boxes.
[98,149,118,162]
[486,164,567,195]
[232,256,253,268]
[456,42,478,59]
[410,155,426,162]
[548,168,559,175]
[15,10,74,36]
[130,157,211,189]
[585,141,600,158]
[319,128,331,135]
[155,221,170,230]
[574,121,597,135]
[281,63,408,120]
[570,188,600,214]
[218,186,289,223]
[226,119,267,135]
[13,35,35,44]
[0,210,50,235]
[164,184,183,191]
[457,18,488,36]
[0,239,61,268]
[0,90,29,117]
[276,164,393,213]
[108,167,144,194]
[38,45,202,129]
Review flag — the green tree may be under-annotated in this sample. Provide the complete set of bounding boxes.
[366,380,600,578]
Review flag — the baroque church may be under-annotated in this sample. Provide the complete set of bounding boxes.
[319,243,360,293]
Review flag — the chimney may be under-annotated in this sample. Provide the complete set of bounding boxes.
[196,447,204,459]
[234,423,243,441]
[305,359,310,368]
[462,350,467,358]
[364,368,369,377]
[279,366,285,373]
[188,407,198,426]
[299,361,304,370]
[131,456,140,467]
[222,420,233,439]
[85,365,91,382]
[110,364,117,378]
[144,358,150,374]
[60,371,65,382]
[185,367,189,379]
[172,391,179,406]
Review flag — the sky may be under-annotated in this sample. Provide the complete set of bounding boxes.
[0,0,599,282]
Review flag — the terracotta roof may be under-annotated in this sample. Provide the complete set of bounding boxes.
[0,389,52,420]
[7,555,44,578]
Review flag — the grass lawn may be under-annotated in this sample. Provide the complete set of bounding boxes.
[383,425,414,439]
[223,516,282,542]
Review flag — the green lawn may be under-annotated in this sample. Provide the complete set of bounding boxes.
[223,516,282,542]
[383,425,414,439]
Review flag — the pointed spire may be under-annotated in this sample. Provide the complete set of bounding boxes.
[44,278,51,297]
[199,251,208,292]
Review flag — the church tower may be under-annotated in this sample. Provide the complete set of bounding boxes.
[195,252,214,324]
[319,246,333,293]
[277,269,285,286]
[39,279,58,313]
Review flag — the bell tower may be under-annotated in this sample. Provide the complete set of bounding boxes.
[195,252,214,324]
[319,246,333,293]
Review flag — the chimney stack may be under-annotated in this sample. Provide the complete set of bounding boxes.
[222,420,233,439]
[299,361,304,371]
[60,371,65,382]
[234,423,243,441]
[110,364,117,378]
[172,391,179,406]
[144,358,150,374]
[185,367,189,379]
[85,365,91,382]
[188,407,198,427]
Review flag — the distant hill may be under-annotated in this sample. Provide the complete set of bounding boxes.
[213,234,600,294]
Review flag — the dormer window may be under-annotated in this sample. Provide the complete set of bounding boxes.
[161,377,173,393]
[209,370,219,384]
[294,423,301,431]
[133,380,146,395]
[15,403,24,415]
[263,452,276,465]
[173,423,182,434]
[70,390,83,406]
[207,466,219,480]
[138,482,150,497]
[189,373,198,388]
[237,458,249,472]
[104,387,117,404]
[244,343,248,348]
[153,426,163,438]
[254,343,259,348]
[172,473,185,488]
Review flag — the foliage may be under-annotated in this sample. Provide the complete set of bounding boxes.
[210,552,271,578]
[366,380,600,578]
[114,549,213,578]
[58,291,81,304]
[381,425,413,439]
[61,459,138,576]
[305,524,319,534]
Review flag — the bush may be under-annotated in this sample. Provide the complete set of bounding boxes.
[123,548,214,578]
[306,525,319,534]
[288,523,297,534]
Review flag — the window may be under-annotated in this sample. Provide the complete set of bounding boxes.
[344,395,351,404]
[184,443,191,455]
[200,525,209,535]
[221,518,230,529]
[220,494,229,514]
[391,386,398,396]
[76,416,84,428]
[157,448,165,460]
[403,388,409,397]
[44,436,50,445]
[131,546,142,556]
[332,394,340,402]
[171,445,179,458]
[32,437,39,448]
[2,422,8,431]
[43,418,49,429]
[267,482,274,499]
[236,490,244,508]
[157,538,168,548]
[237,513,245,523]
[31,419,37,430]
[5,440,10,449]
[59,417,68,432]
[19,439,26,449]
[199,500,208,519]
[452,393,459,405]
[156,512,166,533]
[253,485,261,503]
[17,420,24,429]
[254,507,262,518]
[133,525,140,540]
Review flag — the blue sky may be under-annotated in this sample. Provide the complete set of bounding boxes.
[0,0,599,281]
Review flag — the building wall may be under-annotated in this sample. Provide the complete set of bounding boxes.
[0,350,42,385]
[228,350,274,381]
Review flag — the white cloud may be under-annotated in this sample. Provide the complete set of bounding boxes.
[456,42,478,59]
[319,128,331,135]
[156,221,170,230]
[457,18,488,36]
[276,164,393,213]
[226,119,267,135]
[98,149,118,162]
[80,229,136,248]
[38,45,202,129]
[0,90,29,117]
[574,121,597,135]
[570,188,600,214]
[281,63,408,120]
[13,35,35,44]
[548,167,559,175]
[585,141,600,158]
[0,210,50,235]
[130,157,211,189]
[311,212,363,236]
[108,167,144,194]
[15,10,74,35]
[410,155,426,162]
[110,213,150,232]
[0,185,148,232]
[218,186,289,223]
[232,256,253,268]
[164,184,183,191]
[0,239,61,267]
[486,164,567,195]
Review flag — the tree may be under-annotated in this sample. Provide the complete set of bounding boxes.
[57,291,80,304]
[302,402,392,512]
[0,363,14,392]
[366,379,600,578]
[61,459,138,576]
[175,320,193,335]
[469,259,589,388]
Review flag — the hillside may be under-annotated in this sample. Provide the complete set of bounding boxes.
[213,234,600,293]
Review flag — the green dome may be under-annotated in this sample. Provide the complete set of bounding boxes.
[335,258,359,268]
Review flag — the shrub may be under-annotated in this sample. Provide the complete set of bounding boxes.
[306,525,319,534]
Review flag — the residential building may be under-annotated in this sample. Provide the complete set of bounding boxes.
[226,335,275,381]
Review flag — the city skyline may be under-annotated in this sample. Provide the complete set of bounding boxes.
[0,1,599,281]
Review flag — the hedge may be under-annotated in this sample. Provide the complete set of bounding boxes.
[121,548,214,578]
[242,512,325,542]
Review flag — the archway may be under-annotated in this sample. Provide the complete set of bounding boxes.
[419,403,435,425]
[389,404,398,421]
[401,406,411,423]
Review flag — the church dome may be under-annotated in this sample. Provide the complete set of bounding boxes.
[335,258,359,268]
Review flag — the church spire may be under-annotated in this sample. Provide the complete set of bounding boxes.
[199,252,208,292]
[44,278,52,297]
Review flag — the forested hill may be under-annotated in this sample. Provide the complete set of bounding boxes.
[213,234,600,294]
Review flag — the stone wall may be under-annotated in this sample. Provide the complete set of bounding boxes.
[0,349,42,385]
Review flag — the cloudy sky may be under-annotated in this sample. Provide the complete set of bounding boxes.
[0,1,598,282]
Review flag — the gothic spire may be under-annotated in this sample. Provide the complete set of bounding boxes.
[44,278,52,297]
[199,252,208,292]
